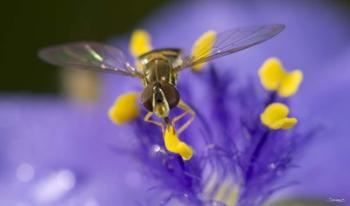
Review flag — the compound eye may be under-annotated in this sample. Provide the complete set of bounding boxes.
[161,83,180,109]
[141,85,153,111]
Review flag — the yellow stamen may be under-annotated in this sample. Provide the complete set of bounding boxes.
[278,70,303,97]
[215,180,230,201]
[129,29,153,58]
[191,30,217,72]
[258,57,303,97]
[226,186,239,206]
[214,180,239,206]
[108,92,140,125]
[260,103,297,130]
[163,125,193,160]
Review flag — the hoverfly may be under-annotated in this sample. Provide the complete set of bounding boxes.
[39,24,284,142]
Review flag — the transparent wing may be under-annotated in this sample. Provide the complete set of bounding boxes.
[38,42,140,77]
[179,24,285,70]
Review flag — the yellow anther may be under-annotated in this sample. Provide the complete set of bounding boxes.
[163,125,193,160]
[226,186,239,206]
[215,181,239,206]
[191,30,217,72]
[129,29,153,58]
[258,57,303,97]
[108,92,140,125]
[278,70,303,97]
[258,58,286,90]
[215,181,230,202]
[260,103,297,130]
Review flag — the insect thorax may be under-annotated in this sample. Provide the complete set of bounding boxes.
[138,48,183,86]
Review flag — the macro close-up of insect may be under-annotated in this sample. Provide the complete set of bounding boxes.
[39,24,285,160]
[4,0,350,204]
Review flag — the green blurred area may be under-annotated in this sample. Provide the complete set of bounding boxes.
[0,0,168,94]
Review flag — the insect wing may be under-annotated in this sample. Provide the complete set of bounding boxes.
[39,42,139,76]
[180,24,285,70]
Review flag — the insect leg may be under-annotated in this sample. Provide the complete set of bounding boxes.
[144,112,164,131]
[172,100,196,135]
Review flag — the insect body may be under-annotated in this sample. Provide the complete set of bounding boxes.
[139,49,181,119]
[39,24,285,159]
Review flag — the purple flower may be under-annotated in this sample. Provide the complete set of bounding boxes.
[0,97,149,205]
[106,0,350,204]
[106,55,312,205]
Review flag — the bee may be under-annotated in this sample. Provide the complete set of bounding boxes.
[39,24,285,136]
